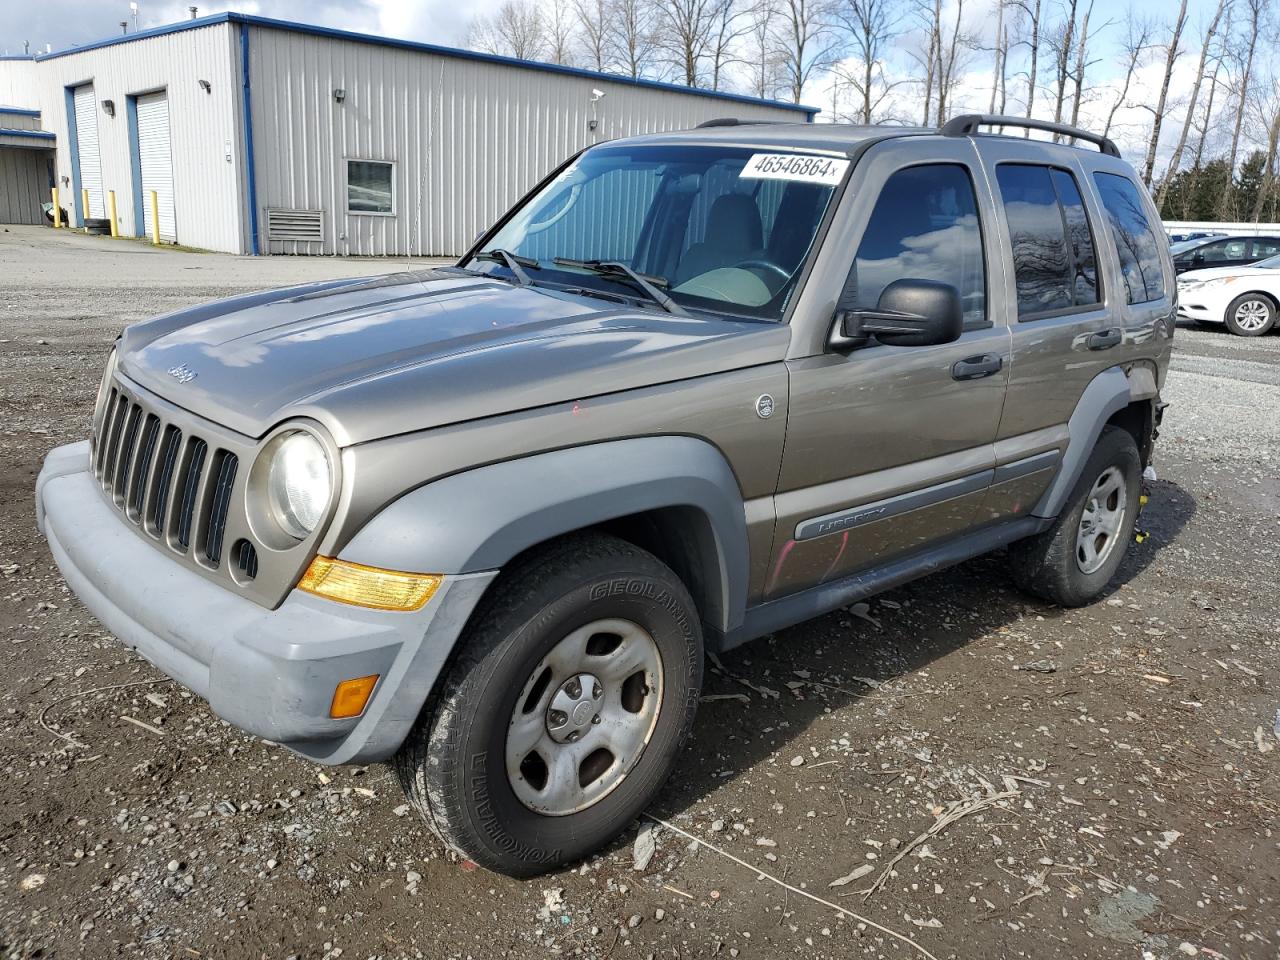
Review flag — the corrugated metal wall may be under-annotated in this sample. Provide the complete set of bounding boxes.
[247,24,806,257]
[0,147,49,224]
[9,25,244,251]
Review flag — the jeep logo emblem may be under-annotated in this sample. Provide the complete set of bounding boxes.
[167,363,197,384]
[755,394,775,419]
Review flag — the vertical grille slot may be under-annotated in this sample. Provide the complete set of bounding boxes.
[175,437,208,550]
[98,391,129,483]
[234,539,259,581]
[202,452,238,566]
[126,414,161,521]
[112,404,143,504]
[148,425,182,536]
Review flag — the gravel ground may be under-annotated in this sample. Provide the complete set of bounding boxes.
[1,225,1277,960]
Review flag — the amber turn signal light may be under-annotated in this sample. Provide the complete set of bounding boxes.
[298,556,443,611]
[330,674,379,719]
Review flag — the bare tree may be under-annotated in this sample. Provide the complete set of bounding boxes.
[709,0,750,90]
[772,0,839,103]
[1066,0,1097,132]
[610,0,660,79]
[546,0,578,65]
[833,0,904,123]
[910,0,942,125]
[1141,0,1189,186]
[654,0,718,86]
[1047,0,1080,136]
[1218,0,1267,218]
[744,0,782,98]
[988,0,1010,114]
[933,0,973,124]
[1251,83,1280,220]
[1009,0,1043,125]
[1156,0,1230,206]
[1103,16,1154,138]
[467,0,548,61]
[575,0,612,71]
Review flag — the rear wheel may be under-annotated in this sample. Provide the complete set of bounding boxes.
[1009,426,1141,606]
[394,533,703,876]
[1224,294,1276,336]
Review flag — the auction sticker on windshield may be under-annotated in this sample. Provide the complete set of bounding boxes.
[740,153,850,186]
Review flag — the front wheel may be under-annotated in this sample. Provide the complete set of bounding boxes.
[1224,294,1276,336]
[1009,426,1142,607]
[394,533,703,876]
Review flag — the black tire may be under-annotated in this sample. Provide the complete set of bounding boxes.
[1224,293,1276,337]
[394,533,703,876]
[1009,426,1141,607]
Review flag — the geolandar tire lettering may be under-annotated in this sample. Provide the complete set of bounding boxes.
[393,532,703,877]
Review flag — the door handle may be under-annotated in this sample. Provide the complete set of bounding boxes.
[951,354,1003,381]
[1088,327,1122,350]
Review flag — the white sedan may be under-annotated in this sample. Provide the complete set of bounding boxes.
[1177,254,1280,336]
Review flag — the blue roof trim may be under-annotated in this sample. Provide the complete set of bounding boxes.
[0,128,55,140]
[33,11,820,117]
[0,106,41,118]
[0,55,35,61]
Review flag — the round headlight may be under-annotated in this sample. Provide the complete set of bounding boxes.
[267,431,332,539]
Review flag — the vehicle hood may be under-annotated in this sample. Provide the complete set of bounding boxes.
[1178,265,1280,283]
[117,269,790,445]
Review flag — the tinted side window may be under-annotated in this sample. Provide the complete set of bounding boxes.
[1093,173,1167,304]
[1200,239,1247,263]
[1051,169,1099,306]
[997,165,1072,315]
[995,164,1101,318]
[1250,237,1280,257]
[852,164,987,328]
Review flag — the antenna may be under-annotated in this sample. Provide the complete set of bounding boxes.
[130,2,139,33]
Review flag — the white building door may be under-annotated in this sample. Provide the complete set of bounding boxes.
[136,91,176,242]
[72,84,104,220]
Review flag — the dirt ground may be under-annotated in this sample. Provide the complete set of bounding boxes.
[0,225,1277,960]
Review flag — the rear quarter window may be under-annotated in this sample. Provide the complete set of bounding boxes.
[1092,173,1167,304]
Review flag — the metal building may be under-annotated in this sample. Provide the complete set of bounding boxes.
[0,14,815,256]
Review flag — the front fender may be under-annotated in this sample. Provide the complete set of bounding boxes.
[337,436,750,634]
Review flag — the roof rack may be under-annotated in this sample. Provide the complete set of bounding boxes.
[940,114,1121,158]
[696,118,787,129]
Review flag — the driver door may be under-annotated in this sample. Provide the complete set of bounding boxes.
[765,140,1010,600]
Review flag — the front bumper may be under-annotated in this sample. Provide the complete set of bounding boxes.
[1175,294,1222,323]
[37,442,495,764]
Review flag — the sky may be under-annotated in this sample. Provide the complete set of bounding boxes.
[0,0,1253,168]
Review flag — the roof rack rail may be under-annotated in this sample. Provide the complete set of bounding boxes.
[940,114,1121,158]
[696,118,786,128]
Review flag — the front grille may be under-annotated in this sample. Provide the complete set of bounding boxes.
[91,385,239,570]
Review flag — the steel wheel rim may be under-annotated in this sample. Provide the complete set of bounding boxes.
[506,618,663,816]
[1075,465,1127,574]
[1234,300,1270,331]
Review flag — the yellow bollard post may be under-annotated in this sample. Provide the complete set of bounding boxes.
[51,187,61,228]
[150,190,160,245]
[81,188,90,231]
[107,190,119,237]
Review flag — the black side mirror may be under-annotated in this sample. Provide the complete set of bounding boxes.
[837,278,964,348]
[1192,252,1205,265]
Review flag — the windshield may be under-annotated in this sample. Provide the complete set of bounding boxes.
[465,144,848,321]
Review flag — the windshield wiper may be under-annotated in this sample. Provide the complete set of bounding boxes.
[474,248,539,286]
[552,258,687,316]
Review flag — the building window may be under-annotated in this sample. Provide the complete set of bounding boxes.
[347,160,394,215]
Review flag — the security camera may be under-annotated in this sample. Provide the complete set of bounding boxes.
[590,88,606,101]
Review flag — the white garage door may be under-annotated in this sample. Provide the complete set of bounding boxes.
[72,84,104,220]
[136,91,176,242]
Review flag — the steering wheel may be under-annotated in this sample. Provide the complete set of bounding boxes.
[732,259,790,283]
